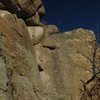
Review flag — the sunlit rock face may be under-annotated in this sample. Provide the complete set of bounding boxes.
[0,10,48,100]
[44,25,59,35]
[27,26,44,45]
[34,28,100,100]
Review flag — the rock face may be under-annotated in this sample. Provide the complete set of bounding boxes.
[34,28,100,100]
[0,1,100,100]
[0,10,48,100]
[0,0,45,26]
[27,26,44,45]
[44,25,59,35]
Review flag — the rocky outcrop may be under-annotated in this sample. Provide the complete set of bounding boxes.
[0,0,45,26]
[34,28,100,100]
[0,10,48,100]
[0,1,100,100]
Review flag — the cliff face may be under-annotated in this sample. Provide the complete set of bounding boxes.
[0,10,48,100]
[34,28,100,100]
[0,0,100,100]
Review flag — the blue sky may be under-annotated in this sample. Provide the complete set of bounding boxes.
[42,0,100,33]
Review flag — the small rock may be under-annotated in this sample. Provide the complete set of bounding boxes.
[44,25,59,35]
[27,26,44,45]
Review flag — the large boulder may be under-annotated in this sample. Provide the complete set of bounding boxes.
[43,36,59,49]
[0,0,43,18]
[0,10,48,100]
[34,28,99,100]
[0,0,45,26]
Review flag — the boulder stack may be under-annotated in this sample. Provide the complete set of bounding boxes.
[0,0,99,100]
[0,0,45,26]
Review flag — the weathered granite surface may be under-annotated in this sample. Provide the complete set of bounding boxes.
[0,0,45,26]
[0,10,48,100]
[34,28,100,100]
[0,0,100,100]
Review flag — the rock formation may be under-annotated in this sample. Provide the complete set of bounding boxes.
[0,0,99,100]
[0,0,45,26]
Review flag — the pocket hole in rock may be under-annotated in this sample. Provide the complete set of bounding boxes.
[38,65,43,72]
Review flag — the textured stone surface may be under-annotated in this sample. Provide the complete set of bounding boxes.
[0,2,5,9]
[0,10,47,100]
[38,5,45,17]
[0,46,11,100]
[34,28,98,100]
[27,26,44,45]
[25,12,40,26]
[0,0,44,26]
[44,25,59,35]
[0,1,100,100]
[95,47,100,70]
[0,0,42,18]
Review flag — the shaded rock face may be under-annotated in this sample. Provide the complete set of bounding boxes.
[0,0,45,26]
